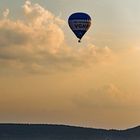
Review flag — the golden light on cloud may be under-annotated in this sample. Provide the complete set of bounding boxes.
[0,1,140,129]
[0,1,113,74]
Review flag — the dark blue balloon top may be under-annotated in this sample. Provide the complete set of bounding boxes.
[68,12,91,20]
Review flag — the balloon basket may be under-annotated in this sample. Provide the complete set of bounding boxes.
[78,40,81,43]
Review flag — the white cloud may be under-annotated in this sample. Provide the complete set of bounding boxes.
[2,9,9,18]
[23,1,65,26]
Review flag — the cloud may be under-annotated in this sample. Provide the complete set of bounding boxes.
[0,1,140,129]
[0,1,114,74]
[0,1,139,75]
[72,83,140,109]
[23,1,65,26]
[2,9,10,18]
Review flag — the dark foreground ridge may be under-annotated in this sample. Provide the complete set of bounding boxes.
[0,124,140,140]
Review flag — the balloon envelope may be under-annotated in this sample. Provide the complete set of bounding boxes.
[68,12,91,42]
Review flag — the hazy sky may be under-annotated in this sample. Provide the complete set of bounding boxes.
[0,0,140,129]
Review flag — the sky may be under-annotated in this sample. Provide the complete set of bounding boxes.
[0,0,140,129]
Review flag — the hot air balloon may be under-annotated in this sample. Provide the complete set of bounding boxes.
[68,12,91,43]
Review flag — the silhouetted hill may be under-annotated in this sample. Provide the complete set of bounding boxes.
[0,124,140,140]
